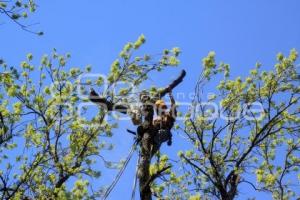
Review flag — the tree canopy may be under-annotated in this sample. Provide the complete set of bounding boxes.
[1,1,300,200]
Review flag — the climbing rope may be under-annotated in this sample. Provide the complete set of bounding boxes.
[131,150,140,200]
[102,139,138,200]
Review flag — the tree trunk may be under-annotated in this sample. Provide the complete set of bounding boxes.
[138,130,153,200]
[136,70,186,200]
[220,185,237,200]
[137,101,155,200]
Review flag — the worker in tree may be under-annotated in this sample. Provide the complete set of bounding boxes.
[134,91,152,142]
[153,91,177,147]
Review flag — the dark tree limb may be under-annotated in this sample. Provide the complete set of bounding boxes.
[157,69,186,98]
[88,88,128,114]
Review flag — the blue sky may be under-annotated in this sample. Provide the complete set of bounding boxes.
[1,0,300,199]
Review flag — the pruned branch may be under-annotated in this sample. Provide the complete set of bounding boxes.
[88,88,128,114]
[158,69,186,98]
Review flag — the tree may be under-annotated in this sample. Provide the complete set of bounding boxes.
[154,50,300,200]
[0,51,106,199]
[0,35,183,199]
[88,35,185,200]
[1,2,299,198]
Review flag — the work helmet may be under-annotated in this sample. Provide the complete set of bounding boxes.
[155,99,167,109]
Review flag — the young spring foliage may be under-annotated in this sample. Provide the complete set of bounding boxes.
[0,35,181,199]
[0,0,43,35]
[152,50,300,200]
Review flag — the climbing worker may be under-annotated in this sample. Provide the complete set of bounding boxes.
[153,91,177,147]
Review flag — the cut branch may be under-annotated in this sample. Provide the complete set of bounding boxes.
[158,69,186,98]
[88,88,128,114]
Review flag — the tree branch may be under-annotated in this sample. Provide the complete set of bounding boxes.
[158,70,186,98]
